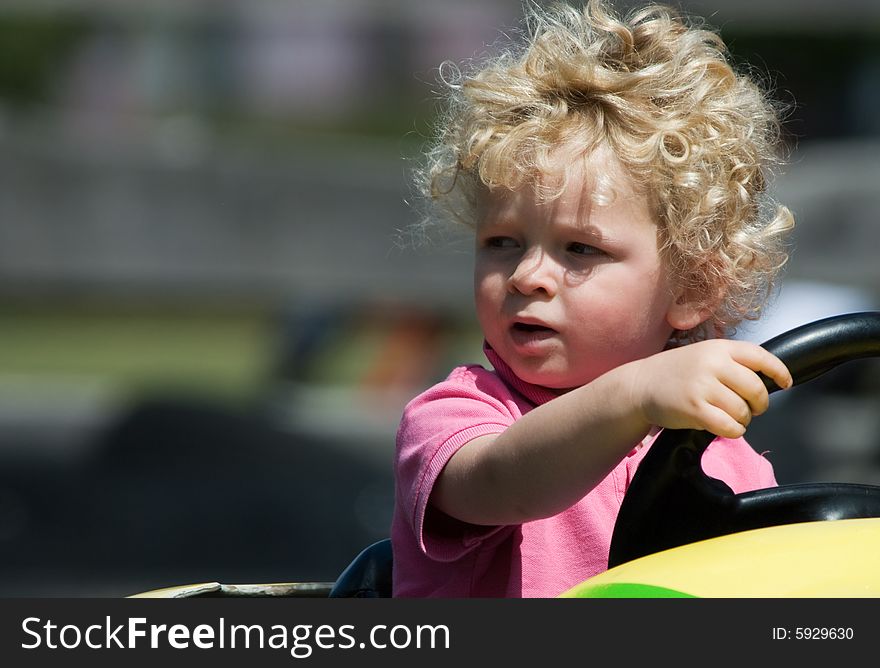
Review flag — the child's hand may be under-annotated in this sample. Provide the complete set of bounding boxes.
[627,340,793,439]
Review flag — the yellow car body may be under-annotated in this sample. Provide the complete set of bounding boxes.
[562,517,880,598]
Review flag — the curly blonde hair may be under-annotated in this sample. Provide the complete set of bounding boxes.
[415,0,795,340]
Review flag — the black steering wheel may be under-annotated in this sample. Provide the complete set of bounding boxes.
[608,311,880,569]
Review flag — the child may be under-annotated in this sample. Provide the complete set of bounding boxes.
[391,0,795,597]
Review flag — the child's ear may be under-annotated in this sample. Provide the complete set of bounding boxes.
[665,289,712,332]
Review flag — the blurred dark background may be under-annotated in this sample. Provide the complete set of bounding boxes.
[0,0,878,596]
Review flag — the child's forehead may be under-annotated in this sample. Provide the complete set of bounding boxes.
[552,142,638,198]
[479,143,643,221]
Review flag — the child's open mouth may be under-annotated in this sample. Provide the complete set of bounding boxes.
[510,321,557,347]
[512,322,555,333]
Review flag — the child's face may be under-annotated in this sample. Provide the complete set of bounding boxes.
[474,145,699,390]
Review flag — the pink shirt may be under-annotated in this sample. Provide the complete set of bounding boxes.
[391,344,778,598]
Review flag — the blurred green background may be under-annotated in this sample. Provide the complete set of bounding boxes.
[0,0,879,596]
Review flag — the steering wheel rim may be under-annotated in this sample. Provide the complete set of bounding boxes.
[607,311,880,569]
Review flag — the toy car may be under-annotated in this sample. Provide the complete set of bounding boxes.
[132,312,880,598]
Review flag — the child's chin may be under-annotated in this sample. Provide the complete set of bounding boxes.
[516,367,582,391]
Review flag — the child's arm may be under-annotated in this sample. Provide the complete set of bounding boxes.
[431,339,792,526]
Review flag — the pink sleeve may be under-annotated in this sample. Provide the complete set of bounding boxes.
[394,367,521,561]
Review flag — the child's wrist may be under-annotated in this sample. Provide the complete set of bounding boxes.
[608,359,654,432]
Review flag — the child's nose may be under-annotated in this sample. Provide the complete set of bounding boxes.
[507,249,558,296]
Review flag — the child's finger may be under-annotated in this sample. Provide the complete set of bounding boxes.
[719,363,771,416]
[698,402,747,439]
[707,385,754,429]
[729,342,793,390]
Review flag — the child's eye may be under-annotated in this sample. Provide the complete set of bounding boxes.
[568,242,604,256]
[485,236,519,249]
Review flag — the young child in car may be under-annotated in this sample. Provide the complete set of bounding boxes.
[391,0,795,597]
